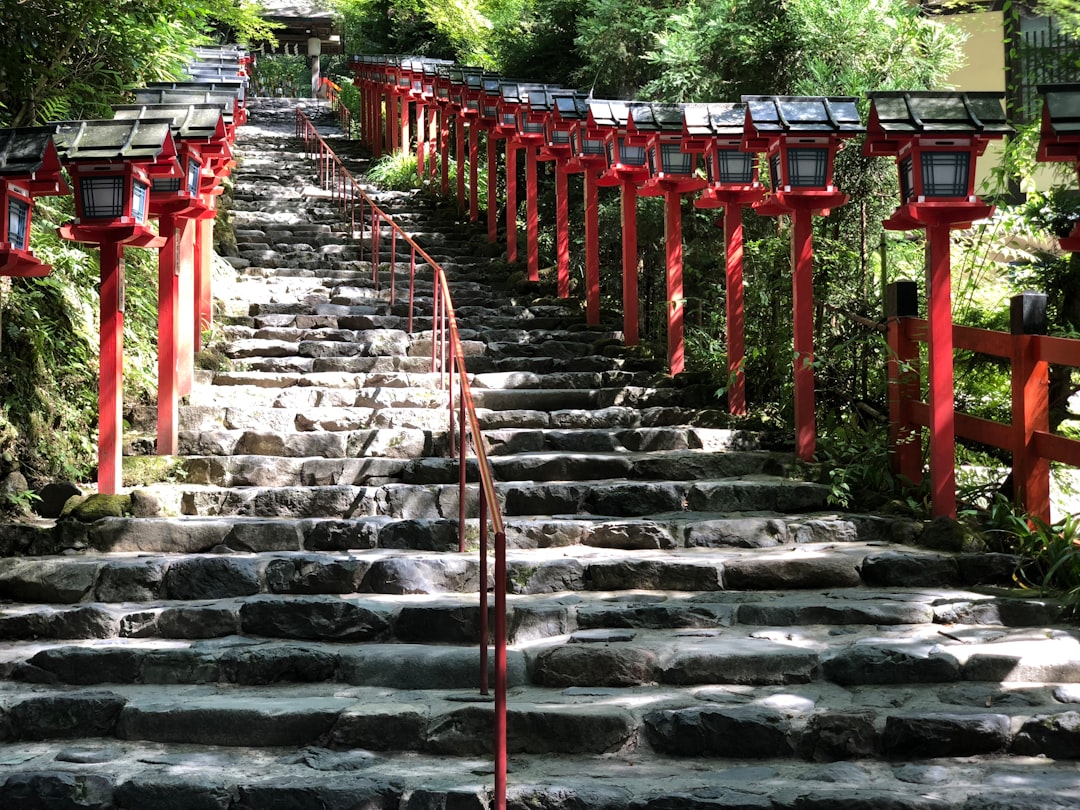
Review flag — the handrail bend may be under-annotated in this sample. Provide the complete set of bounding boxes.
[293,106,508,810]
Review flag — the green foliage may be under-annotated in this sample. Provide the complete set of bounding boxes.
[367,151,423,190]
[250,55,309,98]
[967,495,1080,613]
[0,0,273,127]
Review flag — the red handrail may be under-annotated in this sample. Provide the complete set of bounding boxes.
[319,78,353,138]
[294,106,508,809]
[887,282,1080,523]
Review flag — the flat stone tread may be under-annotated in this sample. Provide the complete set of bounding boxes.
[1,739,1078,808]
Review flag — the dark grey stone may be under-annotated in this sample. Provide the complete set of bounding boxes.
[632,790,772,809]
[224,520,305,552]
[1013,711,1080,758]
[508,605,573,643]
[327,705,427,750]
[163,556,263,599]
[265,555,367,594]
[114,779,233,810]
[219,644,338,684]
[860,552,960,587]
[26,647,141,685]
[533,645,657,687]
[303,518,382,551]
[644,706,793,757]
[0,771,113,810]
[822,645,960,685]
[362,556,479,594]
[95,560,166,602]
[139,648,221,684]
[685,518,789,549]
[0,558,99,603]
[157,605,239,638]
[578,602,731,631]
[233,778,398,810]
[882,712,1010,758]
[722,556,860,590]
[508,784,630,810]
[586,560,720,591]
[395,604,482,643]
[378,519,459,551]
[8,692,126,740]
[507,559,585,594]
[0,605,119,640]
[798,710,878,761]
[239,596,389,641]
[35,482,82,519]
[295,747,378,771]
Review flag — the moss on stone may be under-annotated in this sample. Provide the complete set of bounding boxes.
[122,456,184,487]
[64,493,131,522]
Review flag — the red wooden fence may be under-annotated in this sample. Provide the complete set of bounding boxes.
[887,280,1080,523]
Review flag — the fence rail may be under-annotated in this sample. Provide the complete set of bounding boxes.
[294,106,509,808]
[887,280,1080,523]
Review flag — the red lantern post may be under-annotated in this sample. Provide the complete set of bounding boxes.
[462,70,488,223]
[592,101,651,346]
[692,103,765,414]
[480,77,505,244]
[55,119,179,493]
[636,104,708,376]
[576,108,617,327]
[866,91,1012,518]
[743,95,863,461]
[1036,83,1080,251]
[545,92,589,302]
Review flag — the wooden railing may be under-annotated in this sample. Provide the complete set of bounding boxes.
[319,78,353,137]
[294,106,509,807]
[887,280,1080,523]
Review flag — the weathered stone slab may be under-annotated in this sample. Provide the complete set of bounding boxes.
[0,558,99,603]
[722,554,861,590]
[799,710,878,761]
[684,517,790,549]
[577,602,734,631]
[232,777,398,810]
[339,644,527,689]
[586,522,676,550]
[658,638,818,685]
[823,645,961,685]
[157,605,239,639]
[644,706,793,757]
[113,778,234,810]
[506,559,585,594]
[586,560,721,592]
[26,648,141,685]
[0,605,119,640]
[265,555,368,594]
[532,645,657,687]
[687,480,830,513]
[1012,711,1080,758]
[239,596,389,641]
[0,772,114,810]
[362,556,480,594]
[219,644,339,684]
[163,557,264,600]
[303,518,384,551]
[882,712,1011,758]
[504,519,590,548]
[116,695,352,746]
[738,599,933,626]
[861,552,960,588]
[327,703,428,751]
[8,692,127,739]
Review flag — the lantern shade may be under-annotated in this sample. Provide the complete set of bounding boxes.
[7,196,29,249]
[80,175,128,220]
[1036,82,1080,163]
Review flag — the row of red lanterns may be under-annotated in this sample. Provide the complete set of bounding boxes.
[352,57,1080,518]
[0,45,252,494]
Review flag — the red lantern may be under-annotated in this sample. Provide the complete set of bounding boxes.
[0,127,69,277]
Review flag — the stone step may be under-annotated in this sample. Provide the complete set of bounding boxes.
[0,542,1022,603]
[0,584,1056,646]
[2,741,1079,809]
[2,671,1080,764]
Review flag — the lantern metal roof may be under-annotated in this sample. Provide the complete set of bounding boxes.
[51,119,178,164]
[631,103,685,133]
[683,103,746,138]
[552,92,589,121]
[866,91,1010,137]
[1037,83,1080,144]
[1036,83,1080,164]
[111,104,227,142]
[587,100,644,130]
[0,126,63,177]
[742,95,863,145]
[133,89,238,123]
[142,81,243,100]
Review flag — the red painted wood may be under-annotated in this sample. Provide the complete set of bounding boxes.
[195,211,213,364]
[954,324,1011,357]
[555,162,570,298]
[926,222,957,518]
[665,191,685,376]
[440,110,451,196]
[178,215,196,398]
[505,142,518,263]
[584,170,600,325]
[525,147,539,282]
[487,134,499,243]
[1012,332,1051,523]
[724,205,746,414]
[791,210,816,461]
[456,115,466,211]
[1034,431,1080,468]
[954,411,1011,451]
[428,109,438,182]
[99,241,124,494]
[621,179,639,346]
[469,123,479,222]
[388,93,399,153]
[157,216,180,456]
[1036,334,1080,366]
[494,528,507,810]
[400,97,410,157]
[417,104,426,177]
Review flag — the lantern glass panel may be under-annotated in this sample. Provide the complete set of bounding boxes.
[715,150,754,184]
[152,177,182,193]
[186,158,202,197]
[618,137,646,167]
[7,197,29,250]
[132,180,149,223]
[899,156,914,202]
[583,138,605,156]
[660,143,694,175]
[552,129,571,145]
[921,151,970,197]
[80,175,126,219]
[786,147,828,187]
[605,141,615,167]
[769,153,781,192]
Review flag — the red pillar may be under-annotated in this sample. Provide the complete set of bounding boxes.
[620,179,639,346]
[417,104,427,177]
[487,134,499,243]
[584,170,600,325]
[724,205,746,414]
[791,209,816,462]
[456,115,466,212]
[886,280,923,488]
[429,108,439,183]
[525,147,539,282]
[372,89,383,159]
[506,141,518,262]
[665,191,685,376]
[388,93,399,153]
[1010,292,1051,523]
[400,96,410,156]
[440,111,451,196]
[926,222,956,517]
[99,241,125,494]
[555,162,570,298]
[157,215,180,456]
[194,203,214,363]
[469,123,480,222]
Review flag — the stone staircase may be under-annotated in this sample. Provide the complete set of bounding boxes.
[0,97,1078,809]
